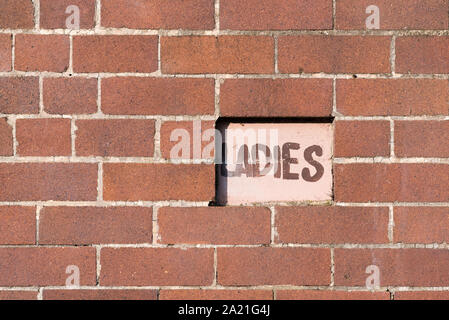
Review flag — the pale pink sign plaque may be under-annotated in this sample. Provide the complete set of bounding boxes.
[217,123,333,205]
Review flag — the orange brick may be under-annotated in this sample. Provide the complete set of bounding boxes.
[275,206,389,244]
[73,36,158,73]
[0,118,13,156]
[0,206,35,245]
[102,0,214,30]
[220,0,332,30]
[39,207,153,245]
[0,34,11,71]
[218,248,330,286]
[16,119,72,156]
[43,289,157,300]
[103,164,214,201]
[276,290,390,300]
[220,79,332,117]
[102,77,214,115]
[335,120,390,157]
[0,0,34,29]
[335,164,449,202]
[337,79,449,116]
[395,121,449,157]
[161,36,275,74]
[40,0,95,29]
[100,248,214,286]
[396,37,449,74]
[0,291,38,300]
[75,119,155,157]
[160,290,273,300]
[43,77,98,115]
[334,249,449,286]
[278,36,391,74]
[158,207,271,245]
[15,35,70,72]
[0,77,39,114]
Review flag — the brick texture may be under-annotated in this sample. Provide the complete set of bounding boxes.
[0,34,11,71]
[0,206,35,245]
[0,0,34,29]
[43,289,157,300]
[160,290,273,300]
[0,117,13,156]
[40,0,96,29]
[276,290,390,300]
[0,77,39,114]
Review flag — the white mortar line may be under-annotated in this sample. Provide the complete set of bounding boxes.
[330,248,335,286]
[390,35,396,75]
[388,206,394,243]
[152,205,160,245]
[33,0,40,30]
[97,162,103,201]
[95,0,101,30]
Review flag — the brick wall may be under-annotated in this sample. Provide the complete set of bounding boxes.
[0,0,448,300]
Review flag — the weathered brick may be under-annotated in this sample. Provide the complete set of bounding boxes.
[160,290,273,300]
[15,35,70,72]
[278,36,390,74]
[75,120,155,157]
[394,207,449,244]
[335,120,390,157]
[0,206,35,245]
[220,79,332,117]
[0,77,39,114]
[39,206,153,245]
[0,247,96,286]
[43,77,97,114]
[221,0,332,30]
[395,121,449,157]
[158,207,271,245]
[218,248,330,286]
[334,249,449,286]
[43,289,157,300]
[73,36,158,73]
[394,291,449,300]
[103,164,214,201]
[396,37,449,74]
[275,206,389,244]
[161,36,275,74]
[276,290,390,300]
[0,118,13,156]
[335,164,449,202]
[40,0,95,29]
[102,0,214,30]
[0,0,34,29]
[337,79,449,116]
[0,163,97,201]
[100,248,214,286]
[0,34,11,71]
[0,291,38,300]
[102,77,214,115]
[16,119,72,156]
[336,0,448,30]
[160,121,215,160]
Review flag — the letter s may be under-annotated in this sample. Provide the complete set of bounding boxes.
[301,145,324,182]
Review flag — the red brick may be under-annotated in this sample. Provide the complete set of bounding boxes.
[100,248,214,286]
[278,36,390,74]
[0,206,35,245]
[394,207,449,244]
[40,0,95,29]
[43,289,157,300]
[335,164,449,202]
[15,35,70,72]
[396,37,449,74]
[0,291,38,300]
[16,119,71,156]
[276,290,390,300]
[102,77,214,115]
[160,290,273,300]
[0,163,97,201]
[161,36,275,74]
[220,79,332,117]
[102,0,214,30]
[394,291,449,300]
[337,79,449,116]
[39,206,153,245]
[43,77,97,115]
[218,248,330,286]
[334,248,449,286]
[75,120,155,157]
[73,36,158,73]
[158,207,271,245]
[275,206,389,244]
[0,77,39,114]
[0,117,13,156]
[160,121,215,160]
[335,120,390,157]
[221,0,332,30]
[0,247,96,286]
[0,0,34,29]
[103,164,214,201]
[395,121,449,158]
[0,34,11,71]
[336,0,448,30]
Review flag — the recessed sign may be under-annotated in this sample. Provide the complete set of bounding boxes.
[217,123,333,205]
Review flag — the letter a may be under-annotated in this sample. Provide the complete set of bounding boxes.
[366,5,380,30]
